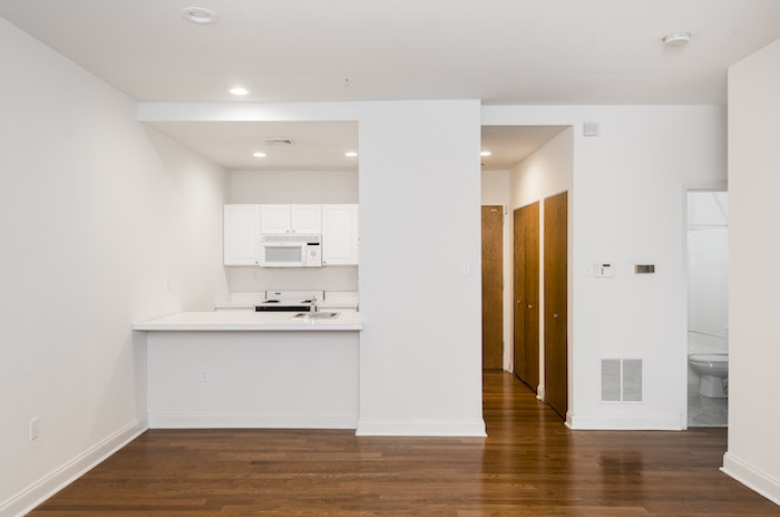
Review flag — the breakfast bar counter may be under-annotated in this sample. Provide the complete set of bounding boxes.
[133,310,362,332]
[133,311,361,430]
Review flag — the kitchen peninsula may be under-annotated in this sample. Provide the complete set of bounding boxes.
[133,310,362,430]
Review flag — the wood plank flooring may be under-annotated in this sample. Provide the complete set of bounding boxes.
[30,372,780,516]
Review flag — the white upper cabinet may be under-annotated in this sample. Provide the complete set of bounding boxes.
[290,205,322,233]
[260,204,321,234]
[224,205,260,265]
[225,204,356,267]
[322,204,359,266]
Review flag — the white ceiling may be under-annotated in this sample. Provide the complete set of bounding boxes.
[481,126,569,170]
[147,121,359,171]
[3,0,779,170]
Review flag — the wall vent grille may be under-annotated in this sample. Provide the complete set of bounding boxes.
[266,138,295,147]
[601,358,643,402]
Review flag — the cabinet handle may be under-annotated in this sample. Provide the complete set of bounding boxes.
[554,313,559,319]
[528,304,533,309]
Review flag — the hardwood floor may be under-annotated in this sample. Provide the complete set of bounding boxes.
[30,372,779,516]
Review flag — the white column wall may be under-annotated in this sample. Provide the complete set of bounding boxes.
[0,19,228,517]
[723,37,780,505]
[356,101,484,435]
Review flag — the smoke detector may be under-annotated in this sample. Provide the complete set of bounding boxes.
[180,7,219,25]
[266,138,295,147]
[663,32,691,48]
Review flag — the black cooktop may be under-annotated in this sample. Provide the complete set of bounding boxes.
[255,299,313,312]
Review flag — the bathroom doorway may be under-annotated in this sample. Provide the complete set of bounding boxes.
[686,190,729,428]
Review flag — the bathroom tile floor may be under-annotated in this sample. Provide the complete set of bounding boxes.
[688,381,728,427]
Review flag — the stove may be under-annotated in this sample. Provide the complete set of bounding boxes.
[254,290,324,312]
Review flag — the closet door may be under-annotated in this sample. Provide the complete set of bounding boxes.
[513,207,527,381]
[482,206,504,370]
[544,192,568,419]
[513,203,539,391]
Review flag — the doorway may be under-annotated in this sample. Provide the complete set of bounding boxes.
[480,125,573,420]
[686,190,729,428]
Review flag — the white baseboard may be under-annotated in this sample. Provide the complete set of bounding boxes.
[722,452,780,506]
[0,418,148,517]
[355,419,487,437]
[568,412,682,430]
[148,411,358,430]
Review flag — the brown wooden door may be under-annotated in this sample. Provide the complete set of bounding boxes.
[544,192,568,419]
[513,203,539,391]
[482,205,504,370]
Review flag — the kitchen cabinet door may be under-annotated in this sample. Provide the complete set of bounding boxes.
[291,204,322,233]
[260,205,292,234]
[224,205,260,265]
[261,204,322,234]
[322,205,359,265]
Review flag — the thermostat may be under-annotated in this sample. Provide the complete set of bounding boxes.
[594,263,614,278]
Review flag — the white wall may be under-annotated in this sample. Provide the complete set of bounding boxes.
[723,38,780,505]
[230,169,358,204]
[508,128,574,395]
[511,128,573,209]
[483,106,727,430]
[138,99,486,437]
[480,170,512,370]
[0,19,228,517]
[227,169,358,294]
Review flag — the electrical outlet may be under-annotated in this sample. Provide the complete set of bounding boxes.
[199,368,210,382]
[29,418,39,441]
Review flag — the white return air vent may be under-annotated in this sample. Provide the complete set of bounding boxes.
[601,358,643,402]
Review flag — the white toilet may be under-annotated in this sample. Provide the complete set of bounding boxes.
[689,353,729,398]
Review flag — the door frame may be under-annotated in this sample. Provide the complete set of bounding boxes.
[681,181,728,430]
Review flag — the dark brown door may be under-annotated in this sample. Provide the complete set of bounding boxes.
[544,192,568,419]
[482,206,503,370]
[513,203,540,390]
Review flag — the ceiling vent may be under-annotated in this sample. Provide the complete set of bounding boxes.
[266,138,295,147]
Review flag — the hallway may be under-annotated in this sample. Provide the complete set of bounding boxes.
[28,372,779,516]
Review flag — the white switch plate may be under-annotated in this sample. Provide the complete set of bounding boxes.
[460,261,471,276]
[29,418,39,441]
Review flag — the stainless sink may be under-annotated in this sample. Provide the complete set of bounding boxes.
[293,312,340,319]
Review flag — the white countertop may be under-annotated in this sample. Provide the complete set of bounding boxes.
[214,291,358,311]
[133,310,362,332]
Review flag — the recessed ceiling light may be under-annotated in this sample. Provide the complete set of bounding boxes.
[663,32,691,48]
[230,87,249,96]
[180,7,219,25]
[345,151,358,157]
[252,152,267,158]
[480,151,492,157]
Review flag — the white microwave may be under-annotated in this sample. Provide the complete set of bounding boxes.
[258,234,322,267]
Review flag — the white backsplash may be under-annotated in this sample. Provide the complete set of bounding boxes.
[228,265,358,293]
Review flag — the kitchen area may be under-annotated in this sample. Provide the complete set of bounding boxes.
[133,121,363,430]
